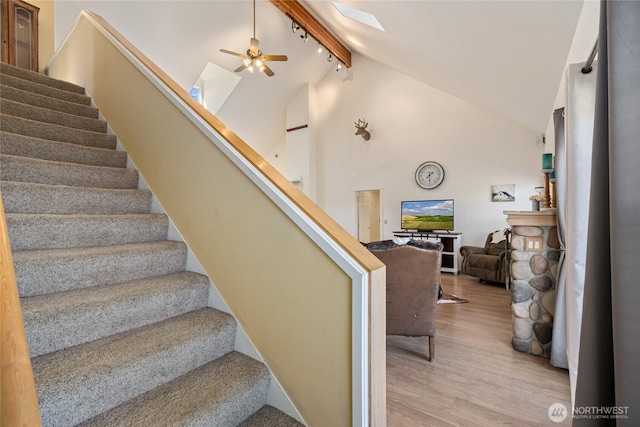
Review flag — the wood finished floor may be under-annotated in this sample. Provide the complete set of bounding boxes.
[386,273,571,426]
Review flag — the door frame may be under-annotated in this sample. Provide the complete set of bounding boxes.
[355,188,383,243]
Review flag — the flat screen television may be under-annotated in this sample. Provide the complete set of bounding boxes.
[401,199,454,231]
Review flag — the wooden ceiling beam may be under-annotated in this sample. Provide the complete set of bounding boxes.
[269,0,352,68]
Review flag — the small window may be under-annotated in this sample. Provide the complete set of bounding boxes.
[189,86,202,104]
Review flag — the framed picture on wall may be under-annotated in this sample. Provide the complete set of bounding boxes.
[492,184,515,202]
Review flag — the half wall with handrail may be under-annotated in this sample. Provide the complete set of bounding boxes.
[44,10,386,426]
[0,195,42,426]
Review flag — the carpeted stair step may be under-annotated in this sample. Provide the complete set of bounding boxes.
[0,155,138,189]
[2,62,285,426]
[0,71,91,106]
[1,98,107,133]
[13,240,188,297]
[1,61,86,95]
[22,272,210,358]
[1,132,127,167]
[0,83,99,118]
[0,115,116,149]
[5,213,169,251]
[32,308,237,427]
[78,352,270,427]
[239,405,304,427]
[0,181,152,215]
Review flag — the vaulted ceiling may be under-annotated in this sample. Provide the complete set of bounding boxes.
[302,0,586,132]
[213,0,587,148]
[55,1,589,152]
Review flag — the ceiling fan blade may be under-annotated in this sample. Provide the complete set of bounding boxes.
[262,63,275,77]
[220,49,247,59]
[249,37,260,55]
[262,55,288,62]
[234,63,249,73]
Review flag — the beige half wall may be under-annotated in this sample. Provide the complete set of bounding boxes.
[45,11,386,427]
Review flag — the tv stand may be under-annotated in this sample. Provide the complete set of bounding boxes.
[393,230,462,274]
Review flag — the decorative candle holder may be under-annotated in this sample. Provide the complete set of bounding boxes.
[549,170,556,209]
[542,172,551,208]
[541,153,554,209]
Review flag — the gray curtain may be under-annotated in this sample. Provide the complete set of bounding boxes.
[550,107,568,370]
[574,1,640,426]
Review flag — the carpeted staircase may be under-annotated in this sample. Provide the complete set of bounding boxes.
[0,62,302,427]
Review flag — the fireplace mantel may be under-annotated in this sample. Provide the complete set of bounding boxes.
[504,210,557,227]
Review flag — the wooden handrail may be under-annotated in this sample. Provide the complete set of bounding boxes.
[0,192,42,426]
[84,11,380,273]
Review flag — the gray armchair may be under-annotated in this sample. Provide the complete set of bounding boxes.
[366,239,443,361]
[460,230,510,286]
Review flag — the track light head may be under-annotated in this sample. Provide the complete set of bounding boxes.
[327,53,333,62]
[317,44,323,54]
[291,21,300,33]
[336,62,343,71]
[301,31,309,42]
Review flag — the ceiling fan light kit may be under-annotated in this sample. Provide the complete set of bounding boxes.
[220,0,287,77]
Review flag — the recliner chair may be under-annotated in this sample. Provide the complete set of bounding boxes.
[460,229,511,287]
[366,239,442,361]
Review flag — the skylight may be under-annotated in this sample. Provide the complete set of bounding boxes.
[331,1,385,31]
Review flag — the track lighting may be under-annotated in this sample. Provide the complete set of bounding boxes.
[287,22,345,71]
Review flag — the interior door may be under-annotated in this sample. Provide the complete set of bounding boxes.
[357,190,381,243]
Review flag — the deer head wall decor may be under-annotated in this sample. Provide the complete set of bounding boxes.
[354,118,371,141]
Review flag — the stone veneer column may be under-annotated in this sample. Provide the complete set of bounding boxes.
[504,211,560,357]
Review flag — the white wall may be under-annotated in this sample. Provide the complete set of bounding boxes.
[544,0,600,152]
[52,1,332,156]
[52,1,564,248]
[285,84,317,200]
[314,54,543,247]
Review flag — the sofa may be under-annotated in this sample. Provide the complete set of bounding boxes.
[459,230,510,286]
[366,239,443,361]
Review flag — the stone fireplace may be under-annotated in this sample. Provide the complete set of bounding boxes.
[504,211,560,357]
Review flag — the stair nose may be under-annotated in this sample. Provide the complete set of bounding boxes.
[1,62,87,95]
[0,182,152,215]
[77,352,270,427]
[13,241,189,297]
[0,115,116,149]
[32,308,237,427]
[0,83,99,118]
[1,98,107,133]
[23,272,211,358]
[6,213,169,251]
[0,155,139,189]
[1,132,128,168]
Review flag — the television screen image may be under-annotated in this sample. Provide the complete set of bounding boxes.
[401,199,454,231]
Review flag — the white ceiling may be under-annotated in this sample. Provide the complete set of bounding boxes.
[212,0,587,150]
[301,0,586,133]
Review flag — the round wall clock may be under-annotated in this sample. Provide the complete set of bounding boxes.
[415,161,445,189]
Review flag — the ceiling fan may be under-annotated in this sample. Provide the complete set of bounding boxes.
[220,0,288,77]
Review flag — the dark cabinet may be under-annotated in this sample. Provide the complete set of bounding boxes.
[1,0,39,71]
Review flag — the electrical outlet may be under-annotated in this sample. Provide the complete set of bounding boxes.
[524,237,543,252]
